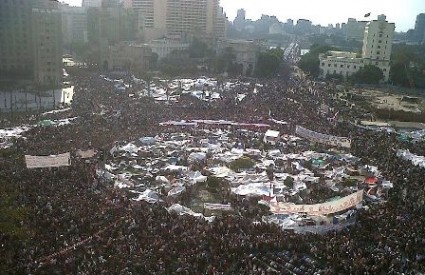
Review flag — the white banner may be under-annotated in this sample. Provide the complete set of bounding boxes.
[204,203,233,211]
[296,125,351,148]
[76,149,96,159]
[25,152,71,169]
[269,190,363,215]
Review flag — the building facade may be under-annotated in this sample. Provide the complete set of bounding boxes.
[148,38,190,60]
[132,0,226,42]
[102,42,152,72]
[0,0,62,86]
[413,13,425,43]
[319,14,394,82]
[217,39,260,75]
[61,5,88,46]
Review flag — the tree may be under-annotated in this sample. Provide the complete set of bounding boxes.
[298,44,337,77]
[351,65,383,84]
[390,44,425,88]
[255,48,283,78]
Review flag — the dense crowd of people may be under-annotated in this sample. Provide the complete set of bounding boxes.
[1,65,425,274]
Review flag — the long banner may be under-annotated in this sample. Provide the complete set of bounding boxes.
[296,125,351,148]
[268,190,363,215]
[25,152,71,169]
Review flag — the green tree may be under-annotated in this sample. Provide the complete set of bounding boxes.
[351,65,383,84]
[390,44,425,88]
[298,44,337,77]
[255,48,283,78]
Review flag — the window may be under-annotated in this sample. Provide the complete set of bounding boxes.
[328,64,331,67]
[347,65,350,69]
[377,45,381,49]
[377,51,380,55]
[354,65,357,69]
[378,40,382,43]
[321,62,325,66]
[340,64,343,68]
[379,33,383,38]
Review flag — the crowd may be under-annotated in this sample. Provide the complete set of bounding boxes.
[1,66,425,275]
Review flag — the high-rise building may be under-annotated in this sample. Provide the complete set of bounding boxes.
[32,0,63,86]
[82,0,102,8]
[413,13,425,43]
[0,0,34,81]
[344,18,367,40]
[361,14,394,80]
[61,4,88,46]
[0,0,62,86]
[132,0,226,42]
[319,14,395,82]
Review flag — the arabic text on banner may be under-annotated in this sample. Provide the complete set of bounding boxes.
[269,190,363,215]
[25,152,71,169]
[295,125,351,148]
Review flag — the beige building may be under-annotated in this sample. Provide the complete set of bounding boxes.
[132,0,226,42]
[102,42,152,72]
[319,14,394,82]
[218,40,260,75]
[148,38,190,60]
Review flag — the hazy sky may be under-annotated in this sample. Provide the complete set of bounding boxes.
[62,0,423,32]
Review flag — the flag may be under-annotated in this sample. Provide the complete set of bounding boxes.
[364,12,371,17]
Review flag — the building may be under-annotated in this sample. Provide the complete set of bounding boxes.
[344,18,367,40]
[295,19,312,34]
[61,5,88,46]
[319,14,394,82]
[132,0,226,42]
[217,39,260,75]
[0,0,34,81]
[102,41,152,72]
[32,0,63,86]
[413,13,425,43]
[233,8,246,31]
[0,0,62,87]
[82,0,102,8]
[147,38,190,60]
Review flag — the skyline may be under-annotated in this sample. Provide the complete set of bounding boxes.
[61,0,424,32]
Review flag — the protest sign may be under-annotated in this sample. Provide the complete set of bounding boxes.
[25,152,71,169]
[296,125,351,148]
[76,149,96,159]
[268,190,363,215]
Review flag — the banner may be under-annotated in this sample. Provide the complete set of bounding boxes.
[268,190,363,215]
[76,149,96,159]
[296,125,351,148]
[204,203,233,211]
[25,152,71,169]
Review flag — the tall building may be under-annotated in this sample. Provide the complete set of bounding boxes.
[61,5,88,46]
[344,18,367,40]
[0,0,62,86]
[82,0,102,8]
[319,14,394,82]
[413,13,425,43]
[132,0,226,42]
[32,0,63,85]
[361,14,394,80]
[0,0,34,81]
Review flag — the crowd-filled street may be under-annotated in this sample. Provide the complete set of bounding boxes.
[1,67,425,275]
